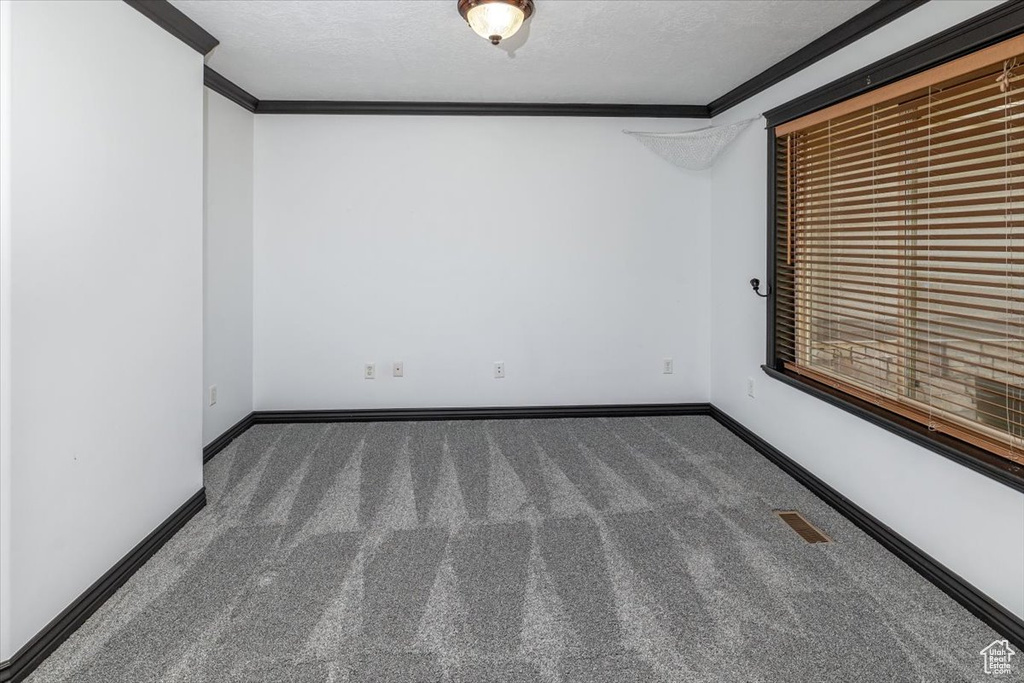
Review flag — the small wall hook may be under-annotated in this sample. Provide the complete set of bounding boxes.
[750,278,771,298]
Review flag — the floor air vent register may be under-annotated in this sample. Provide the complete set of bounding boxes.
[775,510,832,543]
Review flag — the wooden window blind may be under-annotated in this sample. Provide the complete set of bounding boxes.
[773,35,1024,467]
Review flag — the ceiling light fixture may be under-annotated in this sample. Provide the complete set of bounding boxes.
[458,0,534,46]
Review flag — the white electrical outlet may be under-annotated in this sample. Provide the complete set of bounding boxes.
[747,377,756,398]
[393,361,404,378]
[494,361,506,379]
[663,358,674,374]
[209,385,217,406]
[364,363,376,380]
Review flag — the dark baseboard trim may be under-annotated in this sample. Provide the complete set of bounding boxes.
[708,406,1024,650]
[203,411,256,463]
[252,402,713,424]
[254,100,710,118]
[764,0,1024,127]
[204,67,258,113]
[709,0,928,117]
[122,0,218,55]
[0,489,207,683]
[199,404,712,463]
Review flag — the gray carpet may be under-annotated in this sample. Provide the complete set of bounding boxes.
[25,416,1016,682]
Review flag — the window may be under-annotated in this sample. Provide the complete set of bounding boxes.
[771,35,1024,473]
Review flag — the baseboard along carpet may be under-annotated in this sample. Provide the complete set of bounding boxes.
[24,416,1010,682]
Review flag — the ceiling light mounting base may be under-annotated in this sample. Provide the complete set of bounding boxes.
[458,0,535,46]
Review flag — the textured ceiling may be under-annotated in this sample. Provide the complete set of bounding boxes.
[170,0,875,104]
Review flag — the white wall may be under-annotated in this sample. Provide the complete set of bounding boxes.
[0,0,13,661]
[253,116,711,410]
[204,90,254,445]
[710,0,1024,618]
[3,0,204,659]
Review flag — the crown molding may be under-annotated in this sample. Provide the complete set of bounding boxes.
[708,0,929,117]
[123,0,218,55]
[204,67,258,112]
[764,0,1024,127]
[158,0,939,117]
[255,100,709,117]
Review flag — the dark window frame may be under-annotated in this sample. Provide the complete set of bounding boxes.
[763,1,1024,492]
